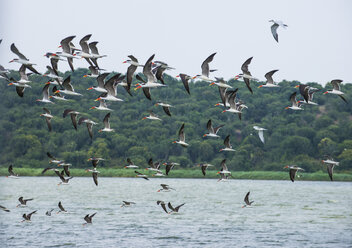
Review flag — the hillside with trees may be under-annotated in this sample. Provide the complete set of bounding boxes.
[0,68,351,173]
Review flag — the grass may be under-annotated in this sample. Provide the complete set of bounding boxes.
[1,168,351,181]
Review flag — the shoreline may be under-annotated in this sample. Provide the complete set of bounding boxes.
[1,168,351,182]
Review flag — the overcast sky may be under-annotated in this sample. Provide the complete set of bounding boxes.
[0,0,351,85]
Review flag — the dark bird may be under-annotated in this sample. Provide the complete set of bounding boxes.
[7,165,19,178]
[40,108,53,131]
[242,191,254,208]
[156,200,168,214]
[157,184,175,192]
[55,169,73,185]
[167,202,185,214]
[198,163,214,176]
[78,117,97,139]
[176,73,192,95]
[57,201,68,213]
[235,57,258,94]
[203,119,224,138]
[46,209,54,216]
[17,197,33,207]
[121,201,136,207]
[0,205,10,212]
[135,170,149,180]
[284,165,304,182]
[22,210,37,222]
[173,123,189,147]
[63,109,80,130]
[84,212,97,225]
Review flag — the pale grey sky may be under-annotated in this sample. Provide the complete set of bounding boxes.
[0,0,351,84]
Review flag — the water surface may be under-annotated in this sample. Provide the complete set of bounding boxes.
[0,177,351,247]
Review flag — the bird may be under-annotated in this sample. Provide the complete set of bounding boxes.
[50,86,68,101]
[215,87,237,108]
[176,73,192,94]
[77,34,94,65]
[242,191,254,208]
[298,88,319,105]
[63,109,80,130]
[167,202,185,214]
[7,165,19,178]
[209,77,232,89]
[221,89,245,115]
[88,157,104,170]
[36,83,54,104]
[86,169,99,186]
[43,65,63,84]
[83,212,97,225]
[284,165,304,182]
[58,163,71,177]
[46,209,54,216]
[121,201,136,207]
[135,54,166,89]
[285,92,303,110]
[235,57,258,94]
[94,74,123,102]
[203,119,224,138]
[98,113,114,132]
[217,172,229,182]
[198,163,214,176]
[87,72,109,93]
[173,123,189,147]
[258,70,280,88]
[40,108,53,132]
[57,201,68,214]
[89,41,107,68]
[56,36,78,71]
[157,184,175,192]
[220,135,235,152]
[163,162,179,175]
[78,117,97,139]
[321,157,339,181]
[269,20,288,43]
[157,201,169,214]
[217,159,231,175]
[142,111,161,121]
[123,55,142,91]
[323,79,347,103]
[135,75,152,100]
[47,152,64,164]
[253,126,267,143]
[55,76,82,96]
[90,98,112,111]
[146,158,162,173]
[155,102,173,117]
[192,53,217,82]
[124,158,138,169]
[17,197,33,207]
[55,169,73,185]
[9,44,40,74]
[22,211,37,222]
[0,205,10,212]
[134,170,149,180]
[296,84,310,103]
[83,65,100,78]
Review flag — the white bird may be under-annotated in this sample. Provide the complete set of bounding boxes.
[142,111,161,121]
[253,126,267,143]
[192,53,217,82]
[321,157,339,181]
[203,119,224,138]
[285,92,303,110]
[324,79,347,103]
[40,108,53,131]
[99,113,114,132]
[258,70,280,88]
[36,84,54,104]
[55,76,82,96]
[209,77,232,89]
[173,123,189,147]
[90,99,112,111]
[269,20,288,43]
[220,135,235,152]
[9,44,40,74]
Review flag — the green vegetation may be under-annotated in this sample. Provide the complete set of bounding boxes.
[1,168,351,181]
[0,68,351,177]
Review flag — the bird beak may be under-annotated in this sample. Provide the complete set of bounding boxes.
[214,103,220,106]
[176,75,180,78]
[45,81,51,85]
[285,107,289,109]
[209,82,215,86]
[203,134,207,137]
[87,87,93,90]
[8,83,13,86]
[9,60,14,63]
[294,85,299,88]
[89,107,95,110]
[134,86,142,91]
[258,85,263,88]
[83,75,88,78]
[94,98,101,101]
[54,90,60,94]
[222,110,226,113]
[323,91,328,94]
[172,141,177,143]
[122,61,127,63]
[192,76,197,79]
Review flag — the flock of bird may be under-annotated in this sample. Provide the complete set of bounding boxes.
[0,20,347,223]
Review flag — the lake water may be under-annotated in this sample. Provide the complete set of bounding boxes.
[0,177,351,247]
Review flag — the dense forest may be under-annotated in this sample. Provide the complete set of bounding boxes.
[0,68,351,173]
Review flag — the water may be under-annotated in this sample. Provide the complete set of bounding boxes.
[0,177,351,247]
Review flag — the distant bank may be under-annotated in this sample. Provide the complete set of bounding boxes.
[0,168,351,181]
